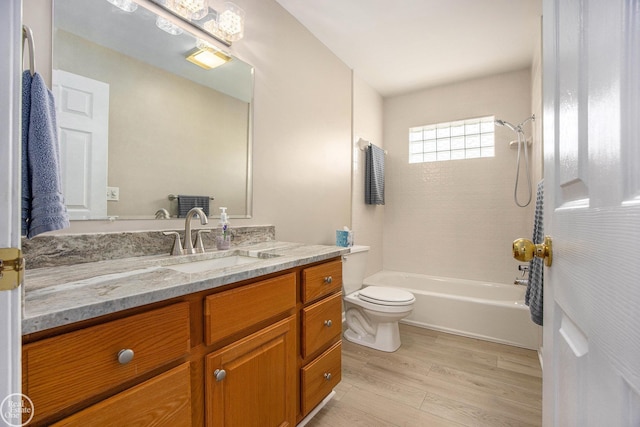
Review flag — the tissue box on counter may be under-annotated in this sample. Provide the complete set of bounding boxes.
[336,229,353,247]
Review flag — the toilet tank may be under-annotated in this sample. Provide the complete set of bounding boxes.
[342,245,370,294]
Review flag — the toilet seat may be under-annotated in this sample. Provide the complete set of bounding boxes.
[357,286,415,306]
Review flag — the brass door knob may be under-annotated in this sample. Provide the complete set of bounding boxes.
[512,236,553,267]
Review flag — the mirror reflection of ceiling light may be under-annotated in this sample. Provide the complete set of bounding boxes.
[105,0,138,12]
[185,40,232,69]
[156,16,184,35]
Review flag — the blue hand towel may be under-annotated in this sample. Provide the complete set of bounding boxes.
[22,70,70,238]
[365,144,385,205]
[525,180,544,326]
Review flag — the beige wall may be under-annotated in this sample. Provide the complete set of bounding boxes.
[24,0,352,244]
[383,69,536,284]
[351,74,384,276]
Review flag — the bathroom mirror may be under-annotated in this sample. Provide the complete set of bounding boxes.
[53,0,253,220]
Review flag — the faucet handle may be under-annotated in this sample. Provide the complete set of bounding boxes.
[518,264,530,277]
[163,231,184,256]
[195,229,211,253]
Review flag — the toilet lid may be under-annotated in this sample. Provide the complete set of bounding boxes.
[357,286,415,306]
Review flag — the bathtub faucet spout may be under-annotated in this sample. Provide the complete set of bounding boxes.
[514,278,528,286]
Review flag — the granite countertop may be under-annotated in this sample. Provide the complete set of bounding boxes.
[23,241,349,335]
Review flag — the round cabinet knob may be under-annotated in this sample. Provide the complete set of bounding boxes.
[214,369,226,382]
[323,372,332,381]
[117,349,134,365]
[323,276,333,284]
[324,320,333,327]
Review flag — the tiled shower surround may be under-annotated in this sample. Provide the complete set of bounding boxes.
[22,226,276,269]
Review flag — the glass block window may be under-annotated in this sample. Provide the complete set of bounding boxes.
[409,116,495,163]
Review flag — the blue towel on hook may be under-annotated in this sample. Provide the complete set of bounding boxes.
[525,180,544,326]
[365,144,385,205]
[22,70,70,238]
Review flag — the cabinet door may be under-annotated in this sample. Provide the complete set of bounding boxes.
[51,363,191,427]
[205,316,296,427]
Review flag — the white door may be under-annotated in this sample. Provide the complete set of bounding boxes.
[52,70,109,220]
[0,0,23,420]
[543,0,640,425]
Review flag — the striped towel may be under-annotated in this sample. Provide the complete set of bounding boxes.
[525,180,544,326]
[177,195,210,218]
[365,144,385,205]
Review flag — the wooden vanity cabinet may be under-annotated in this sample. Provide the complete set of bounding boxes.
[22,257,343,427]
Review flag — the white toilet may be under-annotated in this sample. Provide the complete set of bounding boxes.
[342,245,415,352]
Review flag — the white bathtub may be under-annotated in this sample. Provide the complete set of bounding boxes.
[362,271,540,350]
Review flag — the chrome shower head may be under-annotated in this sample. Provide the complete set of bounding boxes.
[495,119,517,132]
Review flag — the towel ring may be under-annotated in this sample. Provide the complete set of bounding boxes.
[22,25,36,77]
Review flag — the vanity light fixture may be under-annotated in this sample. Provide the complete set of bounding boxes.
[169,0,209,20]
[216,2,245,42]
[202,2,245,42]
[185,41,232,69]
[151,0,245,45]
[105,0,138,12]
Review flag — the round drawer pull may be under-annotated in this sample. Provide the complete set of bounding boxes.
[323,276,333,284]
[117,349,134,365]
[214,369,227,382]
[324,372,332,381]
[324,319,333,327]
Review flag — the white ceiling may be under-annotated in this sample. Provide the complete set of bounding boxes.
[274,0,542,97]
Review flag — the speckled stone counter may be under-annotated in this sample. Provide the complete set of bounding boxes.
[23,241,348,335]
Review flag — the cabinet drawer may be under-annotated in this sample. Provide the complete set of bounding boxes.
[205,273,296,345]
[23,302,190,422]
[51,362,192,427]
[301,292,342,358]
[302,259,342,303]
[301,341,342,416]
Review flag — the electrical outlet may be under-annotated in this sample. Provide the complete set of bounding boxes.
[107,186,120,201]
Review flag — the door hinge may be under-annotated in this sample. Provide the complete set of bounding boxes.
[0,248,24,291]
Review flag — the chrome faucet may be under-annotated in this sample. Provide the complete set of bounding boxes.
[183,207,209,254]
[514,264,529,286]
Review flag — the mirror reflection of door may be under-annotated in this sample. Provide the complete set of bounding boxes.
[53,69,109,220]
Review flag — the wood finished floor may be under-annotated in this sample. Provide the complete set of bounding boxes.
[306,324,542,427]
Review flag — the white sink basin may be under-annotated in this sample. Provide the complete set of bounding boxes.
[165,255,259,274]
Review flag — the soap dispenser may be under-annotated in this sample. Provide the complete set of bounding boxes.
[216,207,231,250]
